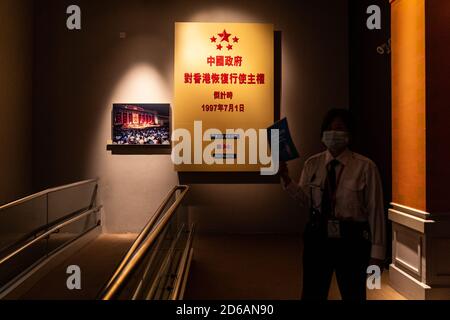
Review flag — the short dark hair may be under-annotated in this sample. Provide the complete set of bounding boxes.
[320,108,353,137]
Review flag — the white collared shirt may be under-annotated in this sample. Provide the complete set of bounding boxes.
[284,149,386,260]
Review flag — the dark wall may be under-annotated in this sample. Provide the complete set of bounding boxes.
[0,0,34,205]
[349,0,391,204]
[348,1,391,259]
[426,0,450,215]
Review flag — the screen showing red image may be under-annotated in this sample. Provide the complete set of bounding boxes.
[112,104,170,145]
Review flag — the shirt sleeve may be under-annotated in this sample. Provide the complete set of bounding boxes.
[365,162,387,260]
[282,162,310,207]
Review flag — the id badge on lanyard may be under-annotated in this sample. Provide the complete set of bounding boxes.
[327,165,344,239]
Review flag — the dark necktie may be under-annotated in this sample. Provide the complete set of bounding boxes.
[321,159,340,218]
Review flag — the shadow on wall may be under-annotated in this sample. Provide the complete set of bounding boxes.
[0,0,33,205]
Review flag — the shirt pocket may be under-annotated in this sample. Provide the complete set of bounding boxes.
[339,179,365,211]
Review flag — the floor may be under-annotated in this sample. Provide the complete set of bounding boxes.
[6,233,405,300]
[184,234,406,300]
[15,233,137,300]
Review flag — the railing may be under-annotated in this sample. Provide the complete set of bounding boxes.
[0,206,101,267]
[99,185,193,300]
[0,179,101,292]
[0,181,192,300]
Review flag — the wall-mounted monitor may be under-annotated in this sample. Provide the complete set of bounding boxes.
[111,103,171,146]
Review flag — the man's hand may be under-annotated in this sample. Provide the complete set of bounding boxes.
[279,161,292,187]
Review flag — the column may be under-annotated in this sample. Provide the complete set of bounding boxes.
[389,0,450,300]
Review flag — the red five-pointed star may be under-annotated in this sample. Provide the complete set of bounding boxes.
[227,44,233,50]
[210,36,217,43]
[218,29,232,42]
[216,44,223,50]
[232,36,239,43]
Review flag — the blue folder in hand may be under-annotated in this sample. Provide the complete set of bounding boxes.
[267,118,300,162]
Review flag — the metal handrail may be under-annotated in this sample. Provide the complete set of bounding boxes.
[170,224,195,300]
[0,178,99,257]
[0,206,102,267]
[0,179,98,212]
[101,186,185,293]
[99,185,189,300]
[130,226,170,299]
[144,224,186,300]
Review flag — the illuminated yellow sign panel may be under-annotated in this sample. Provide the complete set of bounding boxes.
[174,22,274,172]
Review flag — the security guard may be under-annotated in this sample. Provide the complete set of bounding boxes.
[280,108,386,301]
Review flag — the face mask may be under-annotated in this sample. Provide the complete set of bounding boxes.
[322,130,349,152]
